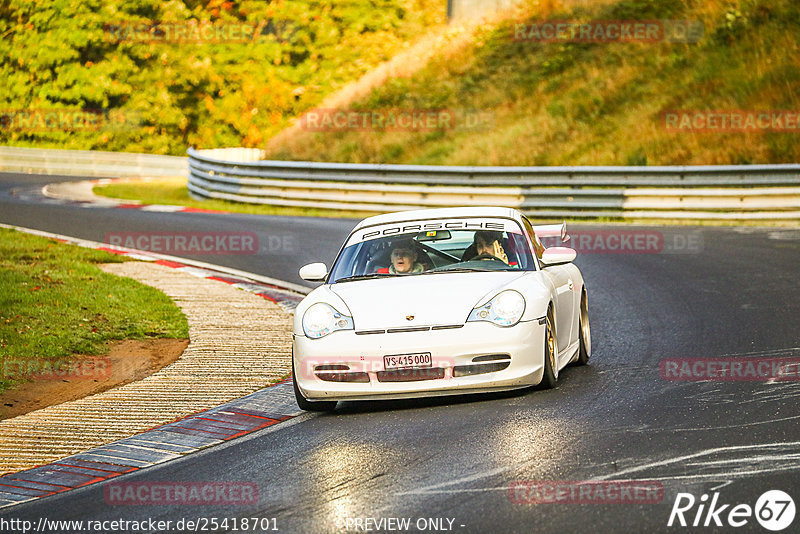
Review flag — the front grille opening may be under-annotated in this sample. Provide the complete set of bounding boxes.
[316,372,370,383]
[376,368,445,382]
[453,362,510,377]
[355,329,385,335]
[356,325,463,335]
[471,354,511,363]
[386,326,431,334]
[314,364,350,371]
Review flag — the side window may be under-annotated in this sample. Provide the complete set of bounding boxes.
[506,232,535,270]
[522,217,545,260]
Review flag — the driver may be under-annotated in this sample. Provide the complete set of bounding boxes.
[472,230,509,264]
[386,238,426,274]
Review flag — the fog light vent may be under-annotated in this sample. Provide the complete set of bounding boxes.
[316,372,370,383]
[471,354,511,363]
[453,362,510,377]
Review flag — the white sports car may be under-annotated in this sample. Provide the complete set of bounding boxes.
[292,207,590,411]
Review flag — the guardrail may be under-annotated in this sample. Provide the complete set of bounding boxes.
[2,146,797,220]
[188,148,800,220]
[0,146,186,178]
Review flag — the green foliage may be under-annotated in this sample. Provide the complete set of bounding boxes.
[0,0,444,154]
[266,0,800,165]
[607,0,685,19]
[625,148,648,166]
[712,3,750,44]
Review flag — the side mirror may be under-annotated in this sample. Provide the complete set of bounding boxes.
[541,247,576,266]
[299,262,328,282]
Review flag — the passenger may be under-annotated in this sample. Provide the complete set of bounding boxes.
[472,230,509,264]
[387,239,426,274]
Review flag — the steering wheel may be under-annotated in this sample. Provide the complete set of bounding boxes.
[417,241,460,262]
[469,253,506,263]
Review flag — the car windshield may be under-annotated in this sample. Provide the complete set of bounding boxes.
[328,218,535,283]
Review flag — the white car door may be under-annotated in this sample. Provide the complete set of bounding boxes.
[523,217,577,358]
[543,263,575,357]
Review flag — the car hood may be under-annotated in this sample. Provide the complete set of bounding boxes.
[330,271,527,330]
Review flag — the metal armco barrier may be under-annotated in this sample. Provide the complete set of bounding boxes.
[188,148,800,220]
[0,146,186,177]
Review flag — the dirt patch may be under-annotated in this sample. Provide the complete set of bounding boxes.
[0,338,188,420]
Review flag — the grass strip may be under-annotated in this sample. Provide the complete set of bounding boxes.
[94,178,374,219]
[0,228,189,394]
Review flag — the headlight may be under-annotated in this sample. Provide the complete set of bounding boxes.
[302,303,354,339]
[468,290,525,327]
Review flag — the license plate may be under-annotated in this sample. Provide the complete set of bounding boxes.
[383,352,432,370]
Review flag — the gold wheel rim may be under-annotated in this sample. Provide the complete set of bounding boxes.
[581,301,591,355]
[546,316,556,370]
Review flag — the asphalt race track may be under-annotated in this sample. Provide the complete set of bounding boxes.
[1,172,799,533]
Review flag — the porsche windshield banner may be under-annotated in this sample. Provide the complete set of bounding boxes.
[349,218,523,245]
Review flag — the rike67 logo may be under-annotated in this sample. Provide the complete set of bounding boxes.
[668,490,795,531]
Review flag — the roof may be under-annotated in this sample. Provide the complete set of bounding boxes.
[353,206,522,230]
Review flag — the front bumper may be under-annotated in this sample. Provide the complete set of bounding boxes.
[293,320,545,401]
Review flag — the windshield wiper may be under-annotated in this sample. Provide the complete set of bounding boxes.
[336,268,508,282]
[335,273,396,283]
[423,267,493,274]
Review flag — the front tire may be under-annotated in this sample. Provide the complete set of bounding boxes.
[292,355,337,412]
[538,311,558,389]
